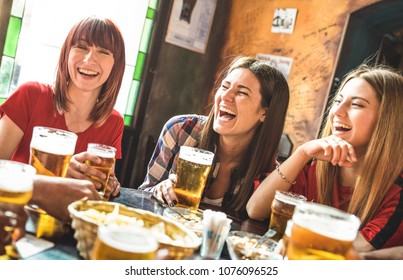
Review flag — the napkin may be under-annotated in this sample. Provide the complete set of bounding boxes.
[200,209,232,259]
[15,234,54,259]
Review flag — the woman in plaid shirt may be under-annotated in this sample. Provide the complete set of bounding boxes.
[139,56,290,217]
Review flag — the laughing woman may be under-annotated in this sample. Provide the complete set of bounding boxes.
[139,56,290,217]
[0,16,125,198]
[247,64,403,253]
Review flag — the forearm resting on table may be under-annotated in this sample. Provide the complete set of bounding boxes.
[246,148,312,220]
[351,234,403,260]
[359,246,403,260]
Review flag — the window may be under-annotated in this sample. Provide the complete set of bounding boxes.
[0,0,158,125]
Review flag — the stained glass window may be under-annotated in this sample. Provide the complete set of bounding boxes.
[0,0,158,126]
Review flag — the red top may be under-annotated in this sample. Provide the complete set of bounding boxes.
[288,161,403,249]
[0,81,124,163]
[253,161,403,249]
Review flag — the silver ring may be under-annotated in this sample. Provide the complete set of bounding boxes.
[111,176,117,185]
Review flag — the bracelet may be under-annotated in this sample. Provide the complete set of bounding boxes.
[275,165,296,185]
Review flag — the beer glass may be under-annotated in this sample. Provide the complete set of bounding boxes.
[92,225,159,260]
[85,143,116,197]
[30,126,78,177]
[174,146,214,210]
[287,202,361,260]
[268,191,307,241]
[280,219,293,258]
[29,126,77,238]
[0,160,36,258]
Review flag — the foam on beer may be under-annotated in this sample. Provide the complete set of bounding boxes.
[0,167,34,192]
[98,226,158,253]
[276,192,306,206]
[30,135,75,156]
[178,146,214,166]
[293,205,360,241]
[31,127,77,156]
[87,146,116,158]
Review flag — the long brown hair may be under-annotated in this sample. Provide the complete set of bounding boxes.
[53,16,126,125]
[317,64,403,226]
[199,56,290,212]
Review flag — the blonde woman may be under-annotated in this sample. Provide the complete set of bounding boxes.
[247,64,403,253]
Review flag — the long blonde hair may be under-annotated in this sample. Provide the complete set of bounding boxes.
[317,64,403,226]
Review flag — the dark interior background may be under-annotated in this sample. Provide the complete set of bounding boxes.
[108,0,403,189]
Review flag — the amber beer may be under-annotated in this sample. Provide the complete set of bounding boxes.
[29,127,77,239]
[268,191,307,241]
[30,127,78,177]
[0,160,35,258]
[92,225,158,260]
[0,160,36,205]
[287,202,361,260]
[174,146,214,210]
[280,219,293,258]
[85,143,116,197]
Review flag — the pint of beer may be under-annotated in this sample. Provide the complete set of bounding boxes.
[279,219,293,258]
[174,146,214,210]
[92,225,159,260]
[85,143,116,197]
[287,202,361,260]
[0,160,36,258]
[268,191,307,241]
[29,126,77,239]
[0,160,36,205]
[30,126,78,177]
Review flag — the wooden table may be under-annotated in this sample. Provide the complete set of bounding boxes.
[23,188,269,260]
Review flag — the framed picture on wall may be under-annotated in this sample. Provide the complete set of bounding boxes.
[256,53,293,80]
[165,0,217,54]
[272,8,298,34]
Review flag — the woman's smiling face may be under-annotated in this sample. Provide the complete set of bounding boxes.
[330,77,380,150]
[213,68,267,139]
[68,40,115,94]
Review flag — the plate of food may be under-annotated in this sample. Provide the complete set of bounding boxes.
[226,230,282,260]
[163,207,203,237]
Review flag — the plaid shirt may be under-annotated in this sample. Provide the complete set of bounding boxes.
[139,114,211,191]
[139,114,271,207]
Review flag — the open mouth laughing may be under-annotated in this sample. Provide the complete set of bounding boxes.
[333,121,351,132]
[219,107,236,120]
[78,68,99,77]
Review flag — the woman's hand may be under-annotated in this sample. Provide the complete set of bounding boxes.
[65,151,108,192]
[103,174,121,199]
[0,203,28,255]
[300,135,357,167]
[153,174,178,207]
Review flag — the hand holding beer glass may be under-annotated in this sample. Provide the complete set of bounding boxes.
[268,191,307,241]
[174,146,214,210]
[85,143,116,198]
[287,202,361,260]
[29,126,78,238]
[0,160,36,258]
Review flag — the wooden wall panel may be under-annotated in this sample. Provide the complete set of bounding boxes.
[215,0,379,149]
